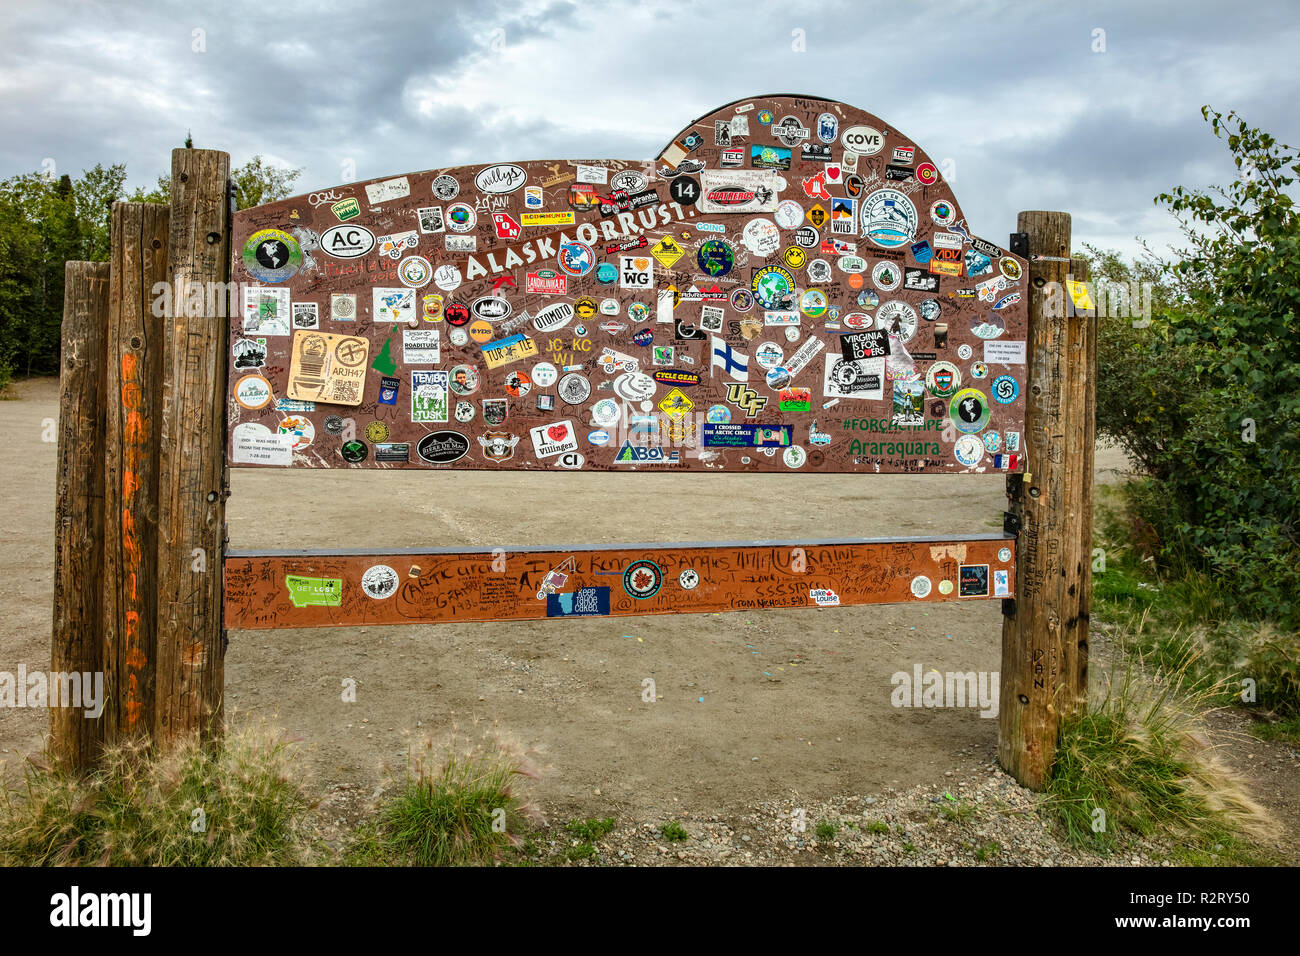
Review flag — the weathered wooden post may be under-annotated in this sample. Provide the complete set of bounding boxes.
[51,261,110,769]
[155,149,231,746]
[998,211,1092,790]
[102,203,170,743]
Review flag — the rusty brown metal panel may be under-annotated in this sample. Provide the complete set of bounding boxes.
[227,95,1027,475]
[223,535,1016,629]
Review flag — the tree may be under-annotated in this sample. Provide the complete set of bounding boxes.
[1095,107,1300,624]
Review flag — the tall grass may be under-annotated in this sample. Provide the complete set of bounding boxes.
[1046,633,1275,858]
[346,722,542,866]
[0,725,316,866]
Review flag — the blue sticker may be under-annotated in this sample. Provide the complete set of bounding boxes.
[991,375,1019,404]
[546,586,611,617]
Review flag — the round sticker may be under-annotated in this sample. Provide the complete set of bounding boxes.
[755,342,784,369]
[468,318,494,343]
[234,374,273,410]
[242,229,301,283]
[679,569,700,590]
[953,434,984,467]
[455,401,475,423]
[323,415,345,435]
[950,389,991,434]
[340,440,368,463]
[783,445,806,469]
[751,266,796,311]
[872,260,902,291]
[697,239,735,277]
[361,565,399,600]
[784,326,801,343]
[876,301,918,343]
[399,255,432,288]
[938,579,954,595]
[774,200,804,229]
[799,288,828,318]
[504,369,532,399]
[916,162,939,186]
[432,175,459,200]
[669,176,700,205]
[449,365,479,396]
[766,366,791,390]
[783,246,808,269]
[919,298,941,322]
[623,559,663,599]
[531,362,558,387]
[998,547,1012,563]
[970,362,989,380]
[449,327,469,347]
[860,189,918,248]
[590,398,621,427]
[957,343,973,360]
[807,259,832,283]
[557,241,596,277]
[911,575,932,598]
[983,430,1002,453]
[742,218,781,256]
[446,203,476,232]
[558,373,591,405]
[444,303,470,327]
[365,421,389,442]
[991,375,1020,404]
[999,257,1023,281]
[433,264,462,292]
[930,199,956,226]
[706,404,730,423]
[971,314,1006,340]
[730,288,755,312]
[925,361,961,398]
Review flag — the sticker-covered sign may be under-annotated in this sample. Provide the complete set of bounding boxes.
[228,94,1027,473]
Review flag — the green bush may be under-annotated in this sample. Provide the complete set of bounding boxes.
[1091,107,1300,627]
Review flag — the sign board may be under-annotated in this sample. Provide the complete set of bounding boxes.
[228,95,1028,474]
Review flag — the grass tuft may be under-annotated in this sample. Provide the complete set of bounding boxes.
[1046,640,1275,858]
[0,724,315,866]
[346,721,542,867]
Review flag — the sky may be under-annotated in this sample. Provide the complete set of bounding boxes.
[1,0,1296,261]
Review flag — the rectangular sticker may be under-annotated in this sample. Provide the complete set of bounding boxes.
[702,424,793,447]
[411,370,449,423]
[364,176,410,204]
[959,564,990,597]
[286,330,369,405]
[546,586,611,617]
[402,328,440,364]
[984,340,1027,365]
[231,423,293,466]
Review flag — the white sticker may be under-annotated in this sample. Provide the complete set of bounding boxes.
[984,340,1027,365]
[231,423,292,466]
[364,177,410,204]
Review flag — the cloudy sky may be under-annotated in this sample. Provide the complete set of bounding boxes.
[2,0,1295,260]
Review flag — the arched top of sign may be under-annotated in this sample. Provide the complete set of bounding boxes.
[228,94,1027,474]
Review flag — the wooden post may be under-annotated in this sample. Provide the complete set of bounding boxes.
[998,211,1091,790]
[51,261,110,770]
[103,203,170,742]
[155,149,231,746]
